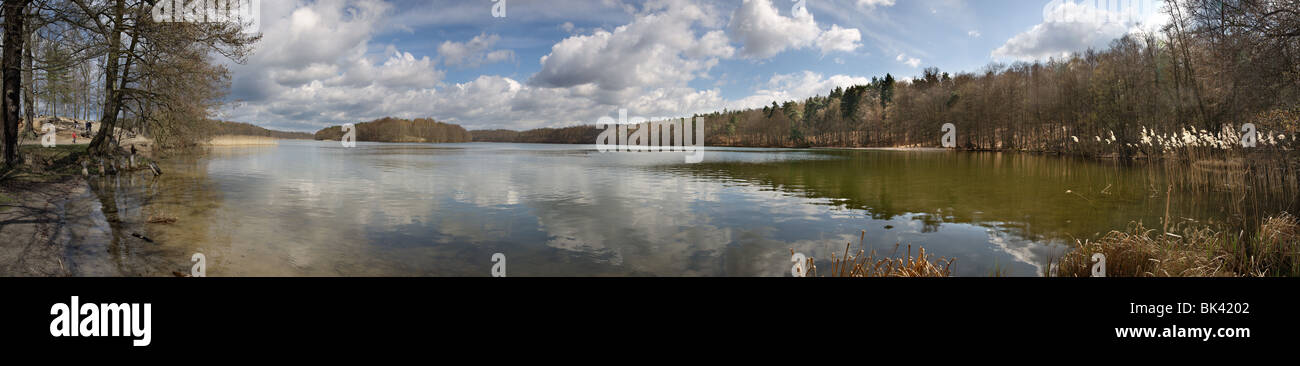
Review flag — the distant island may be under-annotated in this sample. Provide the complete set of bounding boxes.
[469,126,598,144]
[315,117,472,143]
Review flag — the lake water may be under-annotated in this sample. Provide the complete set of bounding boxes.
[68,141,1275,277]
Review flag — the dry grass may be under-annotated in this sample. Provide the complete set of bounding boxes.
[792,230,955,277]
[1252,212,1300,276]
[207,135,278,146]
[1054,213,1300,277]
[1055,222,1232,277]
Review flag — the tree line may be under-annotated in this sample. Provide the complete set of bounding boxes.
[1,0,260,168]
[713,0,1299,157]
[315,117,472,143]
[208,120,313,140]
[470,126,600,144]
[483,0,1298,159]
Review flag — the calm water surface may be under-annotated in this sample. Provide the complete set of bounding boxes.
[68,141,1264,277]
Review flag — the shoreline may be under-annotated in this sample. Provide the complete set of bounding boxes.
[0,174,84,276]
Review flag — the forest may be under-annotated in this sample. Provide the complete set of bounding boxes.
[483,0,1299,160]
[471,126,600,144]
[315,117,472,143]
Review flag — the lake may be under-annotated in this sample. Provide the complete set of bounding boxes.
[66,141,1270,277]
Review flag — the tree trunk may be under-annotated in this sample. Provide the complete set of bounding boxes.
[21,7,33,140]
[88,0,125,156]
[2,0,32,167]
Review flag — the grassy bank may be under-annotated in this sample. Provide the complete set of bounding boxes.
[1,145,89,182]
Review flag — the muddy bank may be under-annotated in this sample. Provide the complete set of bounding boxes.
[0,176,82,276]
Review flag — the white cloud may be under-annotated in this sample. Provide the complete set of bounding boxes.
[992,0,1170,61]
[253,0,391,69]
[896,53,921,68]
[817,24,862,56]
[530,0,732,94]
[727,0,821,58]
[856,0,896,10]
[968,30,981,38]
[438,33,516,68]
[222,0,876,132]
[728,0,862,58]
[225,0,736,131]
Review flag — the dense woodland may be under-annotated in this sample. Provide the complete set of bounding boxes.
[315,117,472,143]
[482,0,1300,160]
[471,127,600,144]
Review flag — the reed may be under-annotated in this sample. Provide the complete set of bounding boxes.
[794,230,955,277]
[1252,212,1300,276]
[1054,212,1300,277]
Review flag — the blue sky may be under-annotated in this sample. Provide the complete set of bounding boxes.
[220,0,1168,132]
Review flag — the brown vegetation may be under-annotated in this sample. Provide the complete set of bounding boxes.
[207,121,313,140]
[471,126,599,144]
[794,231,955,277]
[1055,213,1300,277]
[315,117,471,143]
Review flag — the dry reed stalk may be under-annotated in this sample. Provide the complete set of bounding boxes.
[793,230,955,278]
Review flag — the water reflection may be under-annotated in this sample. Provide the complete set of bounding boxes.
[69,141,1291,277]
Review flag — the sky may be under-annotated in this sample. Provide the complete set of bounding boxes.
[217,0,1171,132]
